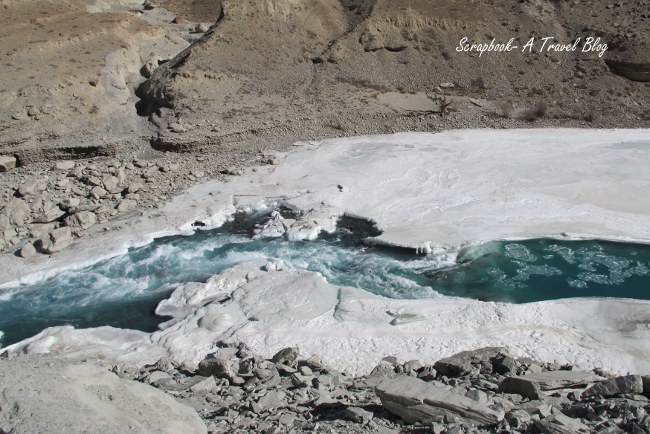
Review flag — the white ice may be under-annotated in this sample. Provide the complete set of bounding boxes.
[2,129,650,375]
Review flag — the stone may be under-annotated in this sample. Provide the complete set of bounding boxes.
[189,375,217,393]
[533,412,590,433]
[375,376,502,426]
[127,183,143,193]
[198,358,238,381]
[86,176,103,187]
[3,198,30,225]
[434,347,509,377]
[102,175,121,194]
[271,347,299,366]
[0,155,17,172]
[505,409,532,430]
[147,371,172,384]
[343,406,374,424]
[169,122,186,133]
[500,371,602,400]
[90,186,107,199]
[223,166,243,176]
[195,23,209,33]
[404,360,424,373]
[0,357,207,434]
[257,390,285,411]
[117,199,137,213]
[582,375,643,399]
[38,227,73,253]
[211,347,239,361]
[65,211,97,230]
[33,206,65,223]
[54,161,76,171]
[58,198,81,211]
[141,58,160,78]
[643,376,650,399]
[18,181,46,197]
[19,242,37,258]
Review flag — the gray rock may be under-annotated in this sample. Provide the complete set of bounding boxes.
[90,186,107,199]
[18,181,46,197]
[343,406,374,424]
[195,23,209,33]
[0,155,17,172]
[0,357,207,434]
[189,375,217,393]
[33,206,65,223]
[18,242,37,258]
[500,371,602,400]
[58,197,81,211]
[257,390,285,411]
[198,358,238,381]
[38,227,73,253]
[643,376,650,399]
[505,409,532,430]
[117,199,137,213]
[85,175,103,187]
[582,375,643,398]
[271,347,299,366]
[375,376,502,426]
[3,198,30,225]
[102,175,121,194]
[54,161,76,171]
[169,122,187,133]
[533,412,590,433]
[211,347,239,361]
[147,371,172,384]
[404,360,424,373]
[65,211,97,230]
[434,347,509,377]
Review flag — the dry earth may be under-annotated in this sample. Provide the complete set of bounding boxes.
[0,0,649,254]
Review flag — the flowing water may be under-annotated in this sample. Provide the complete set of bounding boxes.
[1,213,648,347]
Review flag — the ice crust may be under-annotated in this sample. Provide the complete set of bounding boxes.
[2,129,650,375]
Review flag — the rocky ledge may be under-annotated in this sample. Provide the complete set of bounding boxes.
[5,345,646,433]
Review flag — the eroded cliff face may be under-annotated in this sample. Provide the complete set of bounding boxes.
[134,0,649,151]
[0,0,190,158]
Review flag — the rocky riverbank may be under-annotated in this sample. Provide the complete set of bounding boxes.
[2,346,649,433]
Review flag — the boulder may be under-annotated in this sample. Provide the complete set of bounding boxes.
[117,199,137,213]
[54,161,76,171]
[33,206,65,223]
[0,155,17,172]
[38,227,73,253]
[189,375,217,393]
[197,358,238,381]
[582,375,643,399]
[271,347,300,366]
[343,406,374,424]
[533,412,590,433]
[500,371,602,400]
[17,181,46,197]
[18,242,37,258]
[3,198,30,225]
[65,210,97,230]
[0,356,206,434]
[102,174,121,194]
[376,376,502,426]
[434,347,510,377]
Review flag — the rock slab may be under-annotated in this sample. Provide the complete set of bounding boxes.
[0,356,206,434]
[376,376,502,426]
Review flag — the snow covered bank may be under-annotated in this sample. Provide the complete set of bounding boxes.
[2,129,649,375]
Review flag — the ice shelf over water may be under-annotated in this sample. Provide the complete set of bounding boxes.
[1,129,650,375]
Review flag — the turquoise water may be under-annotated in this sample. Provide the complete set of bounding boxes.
[0,213,648,347]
